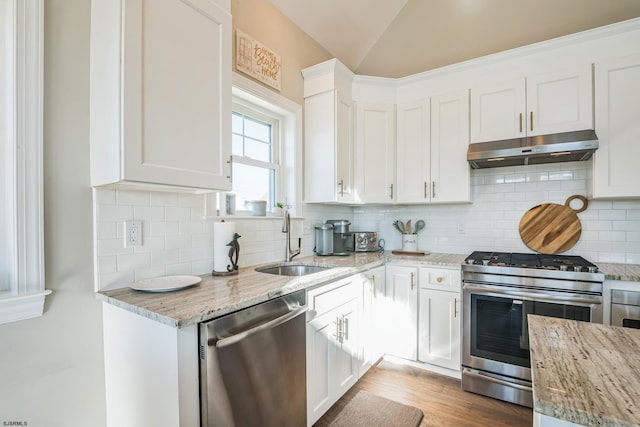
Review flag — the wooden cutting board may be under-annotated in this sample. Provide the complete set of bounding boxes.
[518,195,588,255]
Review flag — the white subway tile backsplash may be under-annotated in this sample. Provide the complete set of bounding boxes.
[94,162,640,290]
[98,204,133,221]
[134,206,165,221]
[117,252,151,271]
[150,192,178,206]
[117,190,150,206]
[354,161,640,264]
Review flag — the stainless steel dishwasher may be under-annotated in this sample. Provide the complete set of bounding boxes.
[199,290,307,427]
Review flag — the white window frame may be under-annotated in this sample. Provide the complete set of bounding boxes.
[0,0,48,324]
[207,72,302,218]
[231,101,281,211]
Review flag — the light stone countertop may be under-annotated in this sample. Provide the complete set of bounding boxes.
[599,263,640,282]
[96,251,466,328]
[529,315,640,427]
[96,251,637,329]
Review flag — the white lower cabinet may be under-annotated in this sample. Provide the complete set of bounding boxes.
[417,267,462,371]
[358,266,386,376]
[384,265,419,360]
[306,276,360,426]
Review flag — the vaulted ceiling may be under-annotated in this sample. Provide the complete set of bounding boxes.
[268,0,640,78]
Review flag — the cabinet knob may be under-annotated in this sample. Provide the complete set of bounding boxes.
[437,276,443,283]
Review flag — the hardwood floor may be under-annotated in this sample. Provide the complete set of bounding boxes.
[315,359,533,427]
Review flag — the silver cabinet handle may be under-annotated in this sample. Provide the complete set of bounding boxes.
[338,179,344,197]
[424,182,428,199]
[369,275,376,298]
[216,306,306,348]
[432,182,436,199]
[389,184,394,199]
[454,298,458,318]
[343,315,349,341]
[410,272,415,290]
[530,111,533,132]
[333,316,343,343]
[519,113,523,133]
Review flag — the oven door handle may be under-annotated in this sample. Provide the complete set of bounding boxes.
[463,284,602,305]
[463,368,532,393]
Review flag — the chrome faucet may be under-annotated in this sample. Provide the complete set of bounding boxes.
[282,209,301,262]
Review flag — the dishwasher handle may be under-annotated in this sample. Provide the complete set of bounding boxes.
[215,305,307,349]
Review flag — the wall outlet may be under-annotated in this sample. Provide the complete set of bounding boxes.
[125,220,142,248]
[456,221,466,235]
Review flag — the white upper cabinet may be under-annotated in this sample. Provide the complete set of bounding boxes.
[470,79,525,143]
[303,60,355,203]
[470,65,593,143]
[355,102,396,203]
[430,90,471,203]
[593,54,640,199]
[90,0,232,191]
[396,100,431,203]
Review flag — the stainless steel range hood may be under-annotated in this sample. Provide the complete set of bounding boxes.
[467,130,598,169]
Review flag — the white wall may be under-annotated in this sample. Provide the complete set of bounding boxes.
[0,1,107,426]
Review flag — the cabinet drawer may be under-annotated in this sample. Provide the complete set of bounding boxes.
[419,267,461,292]
[307,278,358,317]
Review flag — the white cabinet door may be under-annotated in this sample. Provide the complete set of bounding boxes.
[385,265,418,360]
[304,90,354,203]
[355,102,396,203]
[90,0,231,190]
[306,308,334,425]
[470,78,525,143]
[396,100,431,203]
[305,276,360,426]
[359,267,386,376]
[593,54,640,199]
[418,289,461,370]
[430,90,471,203]
[336,91,355,202]
[470,66,593,144]
[333,299,360,398]
[527,65,593,136]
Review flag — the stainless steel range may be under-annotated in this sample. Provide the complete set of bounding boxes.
[461,251,604,407]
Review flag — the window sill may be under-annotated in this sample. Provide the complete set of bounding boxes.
[0,290,51,325]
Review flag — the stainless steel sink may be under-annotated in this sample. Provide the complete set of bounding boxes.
[255,262,335,276]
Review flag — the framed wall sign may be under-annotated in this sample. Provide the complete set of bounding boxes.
[236,29,282,91]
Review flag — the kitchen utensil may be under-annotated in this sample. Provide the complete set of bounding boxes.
[392,220,403,234]
[396,220,405,234]
[402,233,417,251]
[414,220,425,234]
[518,195,588,254]
[405,219,412,234]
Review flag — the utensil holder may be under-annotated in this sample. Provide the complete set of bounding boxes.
[402,234,417,251]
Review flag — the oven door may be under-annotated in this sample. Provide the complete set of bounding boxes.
[462,282,602,380]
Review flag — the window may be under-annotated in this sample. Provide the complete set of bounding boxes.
[230,102,280,212]
[212,72,302,218]
[0,0,48,324]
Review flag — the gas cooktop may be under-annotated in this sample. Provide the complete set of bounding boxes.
[464,251,599,273]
